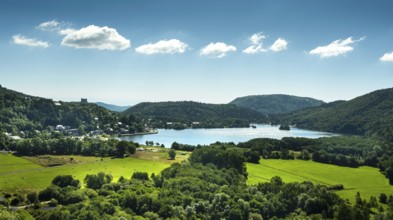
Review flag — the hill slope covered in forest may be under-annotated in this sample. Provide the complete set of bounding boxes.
[278,88,393,142]
[230,94,325,115]
[0,86,135,134]
[124,101,267,128]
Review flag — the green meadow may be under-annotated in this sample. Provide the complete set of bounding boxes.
[0,153,42,173]
[247,159,393,202]
[0,152,173,194]
[3,152,393,204]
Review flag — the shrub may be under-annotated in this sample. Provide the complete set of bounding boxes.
[168,149,176,160]
[10,198,20,206]
[27,192,38,204]
[51,175,80,188]
[132,172,149,181]
[49,198,58,207]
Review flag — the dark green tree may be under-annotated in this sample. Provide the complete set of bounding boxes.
[10,197,20,206]
[128,142,136,154]
[27,192,38,204]
[335,202,352,220]
[116,140,129,157]
[84,172,112,190]
[131,172,149,181]
[245,150,260,163]
[168,149,176,160]
[52,175,80,188]
[379,193,387,204]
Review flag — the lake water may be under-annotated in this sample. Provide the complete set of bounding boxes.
[119,124,338,147]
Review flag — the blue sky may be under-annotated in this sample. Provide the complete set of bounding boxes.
[0,0,392,105]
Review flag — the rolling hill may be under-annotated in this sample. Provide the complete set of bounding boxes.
[95,102,131,112]
[0,86,128,134]
[230,94,325,115]
[278,88,393,142]
[123,101,267,128]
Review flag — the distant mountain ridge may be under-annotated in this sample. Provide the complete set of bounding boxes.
[95,102,131,112]
[123,101,267,128]
[229,94,325,115]
[278,88,393,142]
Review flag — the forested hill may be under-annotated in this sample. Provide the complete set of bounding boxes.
[230,94,325,115]
[278,88,393,142]
[0,86,132,134]
[123,101,267,128]
[95,102,131,112]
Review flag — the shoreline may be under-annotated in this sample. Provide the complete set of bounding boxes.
[118,130,158,137]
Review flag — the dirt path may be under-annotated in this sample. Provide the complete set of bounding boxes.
[10,201,51,210]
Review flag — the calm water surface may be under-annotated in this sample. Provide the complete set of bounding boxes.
[119,124,338,147]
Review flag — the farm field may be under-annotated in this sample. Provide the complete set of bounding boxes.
[0,153,42,173]
[0,150,187,194]
[247,159,393,202]
[3,150,393,204]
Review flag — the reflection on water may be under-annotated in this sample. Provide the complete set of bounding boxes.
[119,124,338,148]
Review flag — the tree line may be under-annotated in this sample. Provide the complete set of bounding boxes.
[3,146,388,219]
[3,134,137,158]
[124,101,267,129]
[238,136,393,185]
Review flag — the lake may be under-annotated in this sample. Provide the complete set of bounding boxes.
[119,124,338,147]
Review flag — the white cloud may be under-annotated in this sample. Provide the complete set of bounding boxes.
[58,28,76,35]
[243,45,267,54]
[38,20,77,38]
[243,33,288,54]
[242,33,267,54]
[309,37,365,58]
[12,34,49,48]
[200,42,236,58]
[249,33,265,45]
[37,20,60,31]
[38,20,77,37]
[379,52,393,62]
[270,38,288,52]
[61,25,130,50]
[135,39,188,54]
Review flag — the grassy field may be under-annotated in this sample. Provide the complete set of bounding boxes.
[247,159,393,202]
[0,149,187,195]
[0,153,42,173]
[4,149,391,204]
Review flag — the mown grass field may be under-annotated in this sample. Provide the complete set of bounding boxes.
[247,159,393,203]
[0,149,187,195]
[0,153,42,173]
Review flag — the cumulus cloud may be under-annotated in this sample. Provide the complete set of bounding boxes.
[37,20,61,31]
[61,25,130,50]
[243,33,288,54]
[243,45,266,54]
[200,42,236,58]
[249,33,266,45]
[270,38,288,52]
[242,33,267,54]
[379,52,393,62]
[135,39,188,54]
[309,37,365,58]
[37,20,76,36]
[12,34,49,48]
[58,28,76,35]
